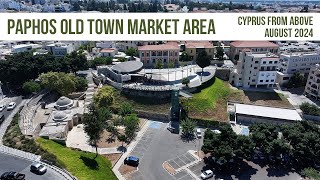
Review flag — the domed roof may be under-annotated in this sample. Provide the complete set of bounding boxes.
[53,111,67,121]
[55,96,73,107]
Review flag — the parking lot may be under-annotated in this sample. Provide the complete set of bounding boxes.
[166,152,197,170]
[172,169,195,180]
[126,121,201,180]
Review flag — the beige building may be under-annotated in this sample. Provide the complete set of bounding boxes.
[229,41,279,61]
[183,41,215,61]
[276,51,320,86]
[304,64,320,99]
[229,50,279,88]
[138,42,180,67]
[100,48,118,57]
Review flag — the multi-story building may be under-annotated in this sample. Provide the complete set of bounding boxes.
[304,64,320,99]
[276,51,320,85]
[229,41,279,61]
[46,43,74,57]
[183,41,215,61]
[138,42,180,67]
[229,50,279,88]
[12,44,42,54]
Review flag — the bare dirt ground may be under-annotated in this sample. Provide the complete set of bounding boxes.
[119,164,137,176]
[97,129,125,148]
[103,153,122,167]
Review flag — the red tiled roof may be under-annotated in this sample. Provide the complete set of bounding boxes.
[184,41,214,49]
[138,43,179,51]
[230,41,279,48]
[101,48,117,53]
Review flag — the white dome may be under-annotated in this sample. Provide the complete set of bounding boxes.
[53,111,67,121]
[55,96,73,109]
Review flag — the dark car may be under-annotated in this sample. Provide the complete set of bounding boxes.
[0,114,4,125]
[0,172,25,180]
[124,156,139,167]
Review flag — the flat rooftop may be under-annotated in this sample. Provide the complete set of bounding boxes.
[234,103,302,121]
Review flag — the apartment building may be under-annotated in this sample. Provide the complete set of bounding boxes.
[183,41,215,61]
[229,50,279,88]
[304,64,320,99]
[138,42,180,67]
[276,51,320,85]
[46,43,74,57]
[229,41,279,61]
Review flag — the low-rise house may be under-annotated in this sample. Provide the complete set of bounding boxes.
[100,48,118,57]
[183,41,215,61]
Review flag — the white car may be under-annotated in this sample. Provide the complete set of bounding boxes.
[196,128,202,138]
[7,102,16,111]
[0,104,5,112]
[200,170,214,179]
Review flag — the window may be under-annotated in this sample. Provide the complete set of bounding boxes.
[269,61,272,64]
[142,52,144,57]
[146,52,149,56]
[250,65,252,67]
[309,82,311,84]
[152,59,156,63]
[147,60,150,64]
[263,61,266,64]
[271,79,274,82]
[239,78,242,80]
[164,59,167,63]
[248,82,250,85]
[191,50,193,53]
[249,77,251,80]
[260,80,263,82]
[266,80,269,82]
[252,79,256,82]
[254,67,258,69]
[255,61,259,64]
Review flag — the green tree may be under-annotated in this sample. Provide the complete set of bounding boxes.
[118,57,127,62]
[155,59,164,69]
[22,81,41,94]
[180,118,196,137]
[286,72,307,88]
[119,102,134,118]
[168,61,175,68]
[180,52,191,62]
[182,78,190,87]
[66,51,88,73]
[83,104,109,158]
[90,57,112,68]
[124,114,140,141]
[125,47,138,57]
[75,77,88,92]
[39,72,76,96]
[117,134,127,147]
[94,86,115,107]
[234,135,255,159]
[216,46,224,60]
[196,51,211,81]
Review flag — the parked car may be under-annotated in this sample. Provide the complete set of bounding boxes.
[7,102,16,111]
[200,170,214,179]
[124,156,139,167]
[0,172,25,180]
[30,162,47,174]
[196,128,202,138]
[0,104,5,112]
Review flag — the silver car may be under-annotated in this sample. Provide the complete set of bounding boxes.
[30,162,47,174]
[0,105,5,112]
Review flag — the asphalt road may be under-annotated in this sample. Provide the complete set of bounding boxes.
[0,153,63,180]
[0,96,22,120]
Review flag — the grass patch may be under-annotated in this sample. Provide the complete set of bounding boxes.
[3,113,62,167]
[302,168,320,180]
[113,91,170,114]
[182,77,292,121]
[182,77,231,121]
[37,138,117,180]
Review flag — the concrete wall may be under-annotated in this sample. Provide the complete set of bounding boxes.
[236,114,298,125]
[135,110,169,122]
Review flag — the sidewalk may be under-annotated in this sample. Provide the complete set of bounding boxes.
[112,120,151,180]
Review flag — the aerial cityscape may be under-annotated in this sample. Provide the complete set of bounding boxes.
[0,1,320,180]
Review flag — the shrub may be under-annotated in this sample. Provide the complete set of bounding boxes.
[300,102,320,116]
